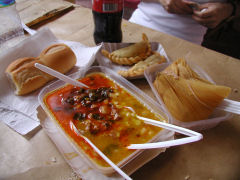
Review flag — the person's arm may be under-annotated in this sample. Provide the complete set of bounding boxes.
[190,1,240,29]
[141,0,193,14]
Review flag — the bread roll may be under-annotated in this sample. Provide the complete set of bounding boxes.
[5,43,77,95]
[39,43,76,74]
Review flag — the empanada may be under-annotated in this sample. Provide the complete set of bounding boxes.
[118,52,166,78]
[101,33,152,65]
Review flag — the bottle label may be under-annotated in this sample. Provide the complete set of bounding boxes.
[92,0,123,13]
[0,0,15,7]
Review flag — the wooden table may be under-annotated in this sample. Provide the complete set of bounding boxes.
[1,5,240,180]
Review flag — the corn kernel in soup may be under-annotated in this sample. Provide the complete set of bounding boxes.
[44,72,165,167]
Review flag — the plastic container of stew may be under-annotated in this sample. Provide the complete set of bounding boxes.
[38,66,174,176]
[144,62,232,131]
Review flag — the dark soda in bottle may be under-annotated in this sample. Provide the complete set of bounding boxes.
[92,0,123,44]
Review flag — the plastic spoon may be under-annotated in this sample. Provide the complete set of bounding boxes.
[69,121,132,180]
[124,106,203,150]
[35,63,89,88]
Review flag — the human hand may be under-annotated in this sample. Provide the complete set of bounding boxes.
[159,0,193,14]
[191,2,234,29]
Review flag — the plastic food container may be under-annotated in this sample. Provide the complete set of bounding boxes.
[96,42,170,79]
[38,66,174,176]
[144,62,232,131]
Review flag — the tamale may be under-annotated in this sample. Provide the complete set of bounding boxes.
[153,59,231,122]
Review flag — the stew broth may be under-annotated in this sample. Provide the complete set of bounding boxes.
[44,72,165,167]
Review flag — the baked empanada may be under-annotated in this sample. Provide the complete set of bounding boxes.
[101,33,152,65]
[118,52,166,78]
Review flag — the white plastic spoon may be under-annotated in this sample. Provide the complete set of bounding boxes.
[35,63,89,88]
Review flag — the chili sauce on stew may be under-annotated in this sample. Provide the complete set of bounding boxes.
[44,72,165,167]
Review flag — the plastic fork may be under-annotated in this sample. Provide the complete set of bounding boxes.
[217,99,240,115]
[69,121,132,180]
[124,106,203,150]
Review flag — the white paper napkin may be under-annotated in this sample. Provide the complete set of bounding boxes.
[0,27,101,135]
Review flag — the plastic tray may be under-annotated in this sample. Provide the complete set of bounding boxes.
[38,66,175,176]
[96,42,170,79]
[144,62,232,131]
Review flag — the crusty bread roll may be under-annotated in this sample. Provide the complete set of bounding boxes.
[5,43,77,95]
[39,43,76,74]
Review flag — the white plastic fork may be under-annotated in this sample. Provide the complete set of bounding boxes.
[217,99,240,115]
[124,106,203,150]
[69,121,132,180]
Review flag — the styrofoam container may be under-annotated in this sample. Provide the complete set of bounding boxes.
[144,62,233,131]
[38,66,174,176]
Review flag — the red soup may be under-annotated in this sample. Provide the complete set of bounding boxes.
[44,72,165,167]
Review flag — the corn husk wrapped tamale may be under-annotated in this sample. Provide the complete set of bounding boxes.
[153,59,231,122]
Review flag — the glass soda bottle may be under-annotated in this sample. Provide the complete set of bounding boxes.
[92,0,123,44]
